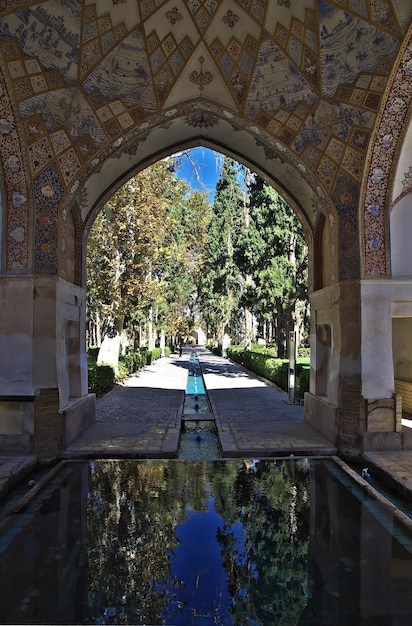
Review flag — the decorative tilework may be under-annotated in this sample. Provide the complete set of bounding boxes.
[332,172,360,280]
[51,129,71,155]
[350,127,370,151]
[13,77,31,100]
[34,163,64,274]
[104,118,122,137]
[25,59,41,75]
[29,137,53,174]
[8,60,25,79]
[166,7,183,25]
[30,75,47,93]
[0,0,410,286]
[317,156,338,193]
[342,146,363,182]
[74,136,96,162]
[326,137,345,163]
[169,50,184,75]
[362,29,412,277]
[58,148,81,185]
[223,10,239,28]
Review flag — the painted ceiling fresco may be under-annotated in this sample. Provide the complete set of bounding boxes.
[0,0,411,279]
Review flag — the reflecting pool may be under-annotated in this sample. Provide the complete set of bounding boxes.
[1,458,412,624]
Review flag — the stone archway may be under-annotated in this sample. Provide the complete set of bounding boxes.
[0,1,411,457]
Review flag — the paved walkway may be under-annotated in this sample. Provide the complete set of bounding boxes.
[1,347,412,502]
[64,346,336,459]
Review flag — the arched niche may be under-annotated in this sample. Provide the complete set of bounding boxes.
[57,105,338,295]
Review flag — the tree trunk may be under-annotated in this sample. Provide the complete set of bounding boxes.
[244,304,253,349]
[160,329,165,356]
[276,304,288,359]
[147,307,156,350]
[97,315,124,372]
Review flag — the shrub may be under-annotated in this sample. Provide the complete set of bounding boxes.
[226,346,311,396]
[226,345,245,364]
[88,346,100,360]
[242,352,289,390]
[296,366,310,399]
[88,364,115,396]
[139,347,148,366]
[250,343,277,357]
[146,347,162,364]
[208,345,222,356]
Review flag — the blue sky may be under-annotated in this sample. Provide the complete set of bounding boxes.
[174,147,223,200]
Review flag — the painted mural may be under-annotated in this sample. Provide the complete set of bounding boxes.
[0,0,411,278]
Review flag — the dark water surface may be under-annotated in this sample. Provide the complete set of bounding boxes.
[1,458,412,625]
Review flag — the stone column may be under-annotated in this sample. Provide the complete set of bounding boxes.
[0,275,94,457]
[305,280,363,455]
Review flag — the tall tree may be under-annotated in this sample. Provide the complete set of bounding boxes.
[87,162,179,368]
[199,157,244,343]
[244,177,308,356]
[87,159,212,367]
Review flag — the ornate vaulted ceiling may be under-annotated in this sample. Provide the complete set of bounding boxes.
[0,0,411,281]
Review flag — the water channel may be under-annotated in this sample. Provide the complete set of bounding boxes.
[2,351,412,623]
[1,457,412,624]
[178,350,220,460]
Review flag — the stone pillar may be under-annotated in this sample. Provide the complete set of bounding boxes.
[0,275,94,457]
[305,280,362,455]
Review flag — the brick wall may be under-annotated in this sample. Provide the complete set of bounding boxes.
[395,380,412,416]
[34,388,62,458]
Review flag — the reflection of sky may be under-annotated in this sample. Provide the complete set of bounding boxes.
[159,495,234,625]
[175,148,222,200]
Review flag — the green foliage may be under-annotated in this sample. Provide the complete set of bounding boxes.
[87,346,100,360]
[296,366,310,399]
[118,351,143,377]
[199,157,245,340]
[146,347,162,364]
[207,344,223,356]
[88,364,115,396]
[117,346,166,376]
[226,346,310,397]
[87,159,212,353]
[225,345,244,364]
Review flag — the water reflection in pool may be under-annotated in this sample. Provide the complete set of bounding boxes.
[1,458,412,625]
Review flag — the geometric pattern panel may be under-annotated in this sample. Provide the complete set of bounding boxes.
[0,0,411,275]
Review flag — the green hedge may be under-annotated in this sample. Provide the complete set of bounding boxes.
[296,366,310,399]
[226,346,310,398]
[118,346,166,376]
[89,345,170,394]
[88,364,115,396]
[87,346,100,360]
[207,344,222,356]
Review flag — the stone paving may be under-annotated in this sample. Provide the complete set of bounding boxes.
[65,345,336,459]
[196,348,337,457]
[65,355,189,458]
[1,347,412,501]
[0,456,37,500]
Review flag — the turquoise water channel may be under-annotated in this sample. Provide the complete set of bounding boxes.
[178,350,220,460]
[1,458,412,624]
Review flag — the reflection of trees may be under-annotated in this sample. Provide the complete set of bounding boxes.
[86,460,209,624]
[86,459,310,625]
[212,460,310,625]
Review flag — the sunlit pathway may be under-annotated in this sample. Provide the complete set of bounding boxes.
[3,347,412,502]
[65,356,188,458]
[196,347,336,457]
[66,346,336,458]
